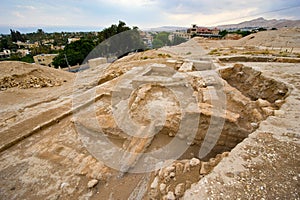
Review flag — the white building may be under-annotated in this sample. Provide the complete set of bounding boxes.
[174,31,191,40]
[68,38,80,44]
[0,49,11,58]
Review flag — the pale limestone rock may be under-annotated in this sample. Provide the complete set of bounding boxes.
[251,122,259,128]
[151,176,159,189]
[175,183,185,197]
[169,172,176,178]
[274,110,285,117]
[166,191,176,200]
[262,107,274,116]
[183,162,190,173]
[189,158,200,167]
[175,162,184,173]
[185,180,192,188]
[209,158,217,166]
[158,168,164,179]
[221,152,229,158]
[178,62,193,72]
[252,108,264,121]
[165,166,175,173]
[257,98,271,107]
[149,188,159,199]
[199,162,211,175]
[160,183,167,194]
[275,99,285,106]
[87,179,98,188]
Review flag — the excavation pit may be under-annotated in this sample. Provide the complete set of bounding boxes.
[78,64,289,172]
[75,64,288,199]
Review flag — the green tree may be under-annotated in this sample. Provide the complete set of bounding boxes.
[20,54,34,63]
[172,35,187,46]
[10,29,25,42]
[152,38,164,49]
[98,21,131,43]
[87,29,145,61]
[30,45,51,55]
[156,32,171,46]
[219,30,228,37]
[235,30,251,37]
[0,37,9,50]
[53,21,143,68]
[151,32,171,49]
[52,39,95,68]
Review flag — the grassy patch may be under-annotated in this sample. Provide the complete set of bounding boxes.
[157,53,172,58]
[209,49,219,55]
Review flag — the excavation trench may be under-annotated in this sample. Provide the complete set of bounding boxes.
[76,63,289,199]
[79,63,289,167]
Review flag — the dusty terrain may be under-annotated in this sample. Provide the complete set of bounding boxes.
[0,28,299,200]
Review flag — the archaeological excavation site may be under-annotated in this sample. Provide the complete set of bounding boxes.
[0,28,300,200]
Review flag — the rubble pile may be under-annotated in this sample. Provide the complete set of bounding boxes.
[0,73,62,89]
[148,152,229,199]
[0,61,72,90]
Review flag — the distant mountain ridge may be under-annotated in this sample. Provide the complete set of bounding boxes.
[144,26,188,32]
[216,17,300,29]
[144,18,300,32]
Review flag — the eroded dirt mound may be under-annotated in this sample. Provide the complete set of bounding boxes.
[0,61,74,89]
[236,28,300,48]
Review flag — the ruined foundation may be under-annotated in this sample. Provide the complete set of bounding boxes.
[74,61,289,199]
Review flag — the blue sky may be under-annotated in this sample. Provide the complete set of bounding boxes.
[0,0,300,33]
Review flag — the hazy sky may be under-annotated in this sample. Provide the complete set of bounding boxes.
[0,0,300,32]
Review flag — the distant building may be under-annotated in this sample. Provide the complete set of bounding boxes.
[68,38,80,44]
[187,25,221,38]
[168,34,175,42]
[15,41,39,49]
[173,30,191,40]
[50,45,65,51]
[42,39,54,44]
[33,54,58,67]
[16,49,30,57]
[140,31,153,48]
[0,49,11,59]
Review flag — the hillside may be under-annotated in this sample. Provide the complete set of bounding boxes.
[217,17,300,29]
[0,61,74,89]
[236,28,300,48]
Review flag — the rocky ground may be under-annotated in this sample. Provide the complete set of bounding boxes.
[0,29,299,200]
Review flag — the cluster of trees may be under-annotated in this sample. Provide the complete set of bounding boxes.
[219,27,268,38]
[152,32,187,49]
[1,29,63,62]
[98,21,132,41]
[10,29,26,42]
[52,39,95,68]
[2,21,190,67]
[7,54,34,63]
[52,21,144,68]
[0,37,17,52]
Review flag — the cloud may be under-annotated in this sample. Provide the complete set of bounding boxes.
[12,11,25,19]
[0,0,299,30]
[93,0,156,7]
[163,7,259,26]
[156,0,300,26]
[16,5,37,10]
